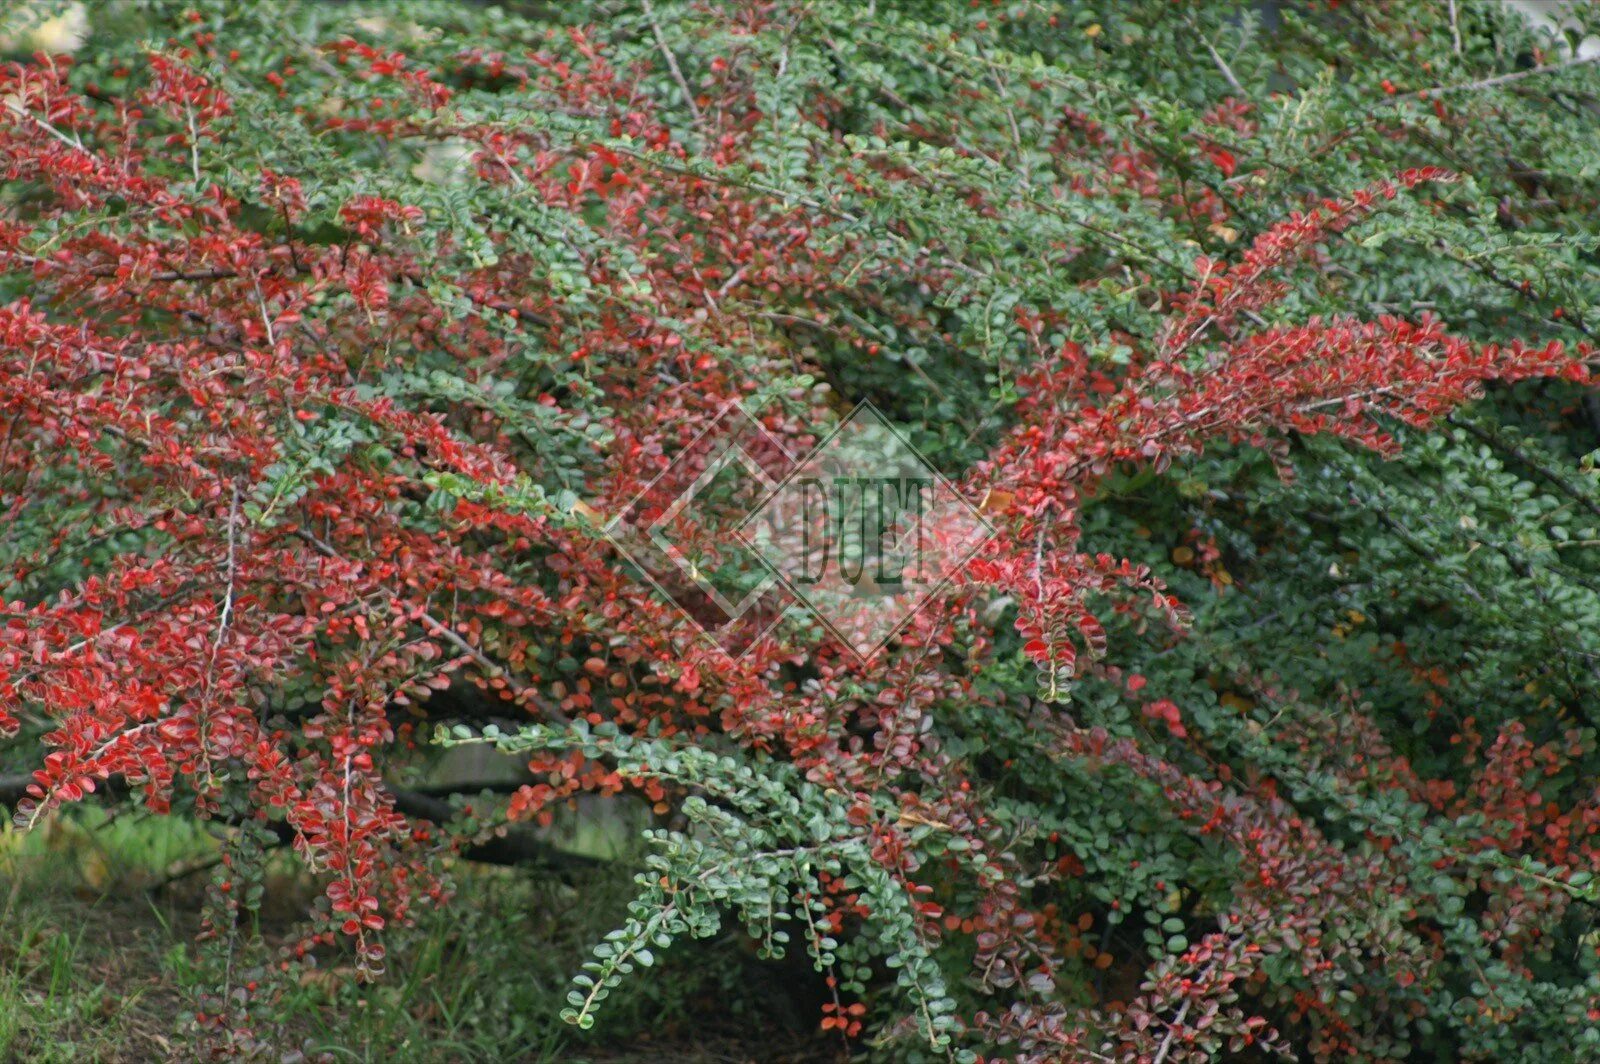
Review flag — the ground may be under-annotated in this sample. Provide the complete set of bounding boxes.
[0,811,843,1063]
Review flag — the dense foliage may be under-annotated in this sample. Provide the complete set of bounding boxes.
[4,0,1600,1059]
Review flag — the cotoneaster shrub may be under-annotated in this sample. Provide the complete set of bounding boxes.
[4,1,1600,1059]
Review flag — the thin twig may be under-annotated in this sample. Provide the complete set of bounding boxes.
[3,99,85,152]
[1442,411,1600,523]
[1427,51,1600,94]
[1202,35,1244,95]
[714,232,803,297]
[641,0,703,127]
[286,527,568,723]
[184,103,201,183]
[979,41,1029,185]
[1152,997,1193,1064]
[147,849,240,894]
[213,482,240,652]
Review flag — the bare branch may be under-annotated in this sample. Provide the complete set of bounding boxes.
[1428,51,1600,94]
[641,0,703,127]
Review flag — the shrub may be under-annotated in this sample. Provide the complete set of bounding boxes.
[3,1,1600,1059]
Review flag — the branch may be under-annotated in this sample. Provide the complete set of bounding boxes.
[1427,52,1600,95]
[1151,996,1192,1064]
[1443,411,1600,523]
[383,783,609,876]
[0,772,607,876]
[1202,36,1244,95]
[288,527,568,725]
[641,0,703,127]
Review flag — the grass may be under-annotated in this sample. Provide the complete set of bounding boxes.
[0,808,840,1063]
[0,817,198,1062]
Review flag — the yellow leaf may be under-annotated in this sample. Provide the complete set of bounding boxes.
[979,489,1015,516]
[79,847,111,890]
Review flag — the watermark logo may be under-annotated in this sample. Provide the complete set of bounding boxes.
[602,402,796,659]
[604,401,994,660]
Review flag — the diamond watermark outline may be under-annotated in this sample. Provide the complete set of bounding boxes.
[600,401,798,659]
[603,399,996,662]
[644,434,783,620]
[733,400,996,662]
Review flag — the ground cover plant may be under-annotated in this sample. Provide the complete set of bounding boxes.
[4,0,1600,1060]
